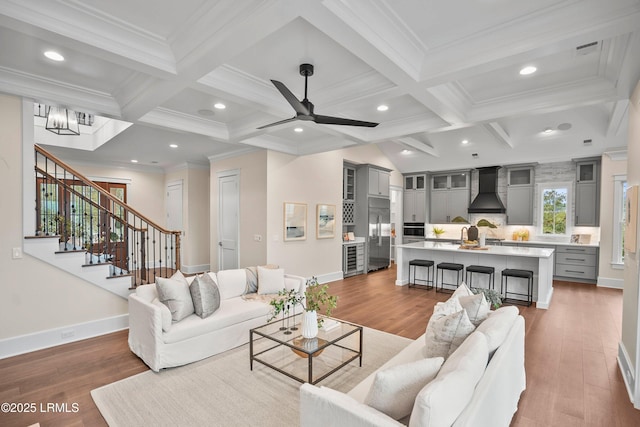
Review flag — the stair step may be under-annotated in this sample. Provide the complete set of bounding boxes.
[107,273,133,279]
[82,262,112,268]
[55,249,86,255]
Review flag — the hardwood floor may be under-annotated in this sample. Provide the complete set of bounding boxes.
[1,265,638,426]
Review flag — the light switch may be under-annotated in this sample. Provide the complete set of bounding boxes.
[12,247,22,259]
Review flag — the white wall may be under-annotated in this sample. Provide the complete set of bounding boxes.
[621,80,640,405]
[598,154,627,287]
[0,94,127,341]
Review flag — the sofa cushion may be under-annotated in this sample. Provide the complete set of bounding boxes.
[216,269,248,300]
[300,384,403,427]
[458,293,490,326]
[475,305,519,354]
[162,297,271,344]
[151,298,172,332]
[189,273,221,319]
[410,332,489,427]
[136,283,158,302]
[156,276,195,322]
[364,357,444,420]
[424,309,475,359]
[257,266,285,294]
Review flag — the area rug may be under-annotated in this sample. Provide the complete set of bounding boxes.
[91,327,411,427]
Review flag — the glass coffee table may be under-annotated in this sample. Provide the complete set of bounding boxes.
[250,314,363,384]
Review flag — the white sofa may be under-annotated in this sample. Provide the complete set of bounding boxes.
[128,268,306,372]
[300,306,525,427]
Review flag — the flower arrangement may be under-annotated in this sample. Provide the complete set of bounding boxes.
[268,276,338,327]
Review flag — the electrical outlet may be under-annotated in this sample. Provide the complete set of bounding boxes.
[254,234,262,242]
[61,330,75,339]
[12,247,22,259]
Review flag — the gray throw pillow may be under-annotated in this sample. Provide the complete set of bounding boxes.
[156,276,195,322]
[189,273,221,318]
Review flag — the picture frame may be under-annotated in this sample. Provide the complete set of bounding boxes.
[316,204,336,239]
[283,202,307,241]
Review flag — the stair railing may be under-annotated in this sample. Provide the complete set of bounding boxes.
[34,144,181,287]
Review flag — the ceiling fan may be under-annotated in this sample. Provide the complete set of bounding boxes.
[257,63,379,129]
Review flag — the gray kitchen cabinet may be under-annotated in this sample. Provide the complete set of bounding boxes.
[368,167,390,197]
[343,166,356,200]
[403,174,427,223]
[506,167,534,225]
[554,245,598,282]
[430,172,470,223]
[574,160,600,226]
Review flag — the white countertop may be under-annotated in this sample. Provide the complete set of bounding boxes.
[396,241,555,258]
[500,239,599,248]
[342,237,365,245]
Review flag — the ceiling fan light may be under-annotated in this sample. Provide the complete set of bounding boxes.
[519,66,537,75]
[45,107,80,135]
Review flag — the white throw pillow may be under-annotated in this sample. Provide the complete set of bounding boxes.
[432,297,463,318]
[189,273,221,318]
[364,357,444,420]
[410,333,489,427]
[424,309,476,358]
[257,266,286,295]
[475,305,519,353]
[450,282,473,299]
[458,293,490,326]
[151,298,172,332]
[216,269,248,300]
[155,276,195,322]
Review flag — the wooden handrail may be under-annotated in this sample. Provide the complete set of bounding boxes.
[35,144,180,236]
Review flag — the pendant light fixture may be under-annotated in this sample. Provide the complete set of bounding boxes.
[45,106,80,135]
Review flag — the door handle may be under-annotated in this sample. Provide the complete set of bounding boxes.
[218,242,223,247]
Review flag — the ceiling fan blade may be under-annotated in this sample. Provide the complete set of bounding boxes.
[270,80,310,115]
[256,116,298,130]
[314,114,379,128]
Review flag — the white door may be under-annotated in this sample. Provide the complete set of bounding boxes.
[218,171,239,270]
[166,181,183,231]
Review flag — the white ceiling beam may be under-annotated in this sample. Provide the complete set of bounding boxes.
[138,108,229,140]
[485,122,514,148]
[394,137,439,157]
[607,100,629,137]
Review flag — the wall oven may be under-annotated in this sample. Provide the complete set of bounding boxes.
[403,222,425,238]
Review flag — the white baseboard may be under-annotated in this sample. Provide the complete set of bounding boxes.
[315,271,344,284]
[597,276,624,289]
[0,314,129,359]
[617,342,636,405]
[181,263,210,274]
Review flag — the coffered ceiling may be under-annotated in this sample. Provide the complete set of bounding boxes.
[0,0,638,172]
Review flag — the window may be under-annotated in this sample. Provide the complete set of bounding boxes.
[612,175,627,267]
[539,183,570,235]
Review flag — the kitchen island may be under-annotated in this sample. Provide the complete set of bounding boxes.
[396,241,555,309]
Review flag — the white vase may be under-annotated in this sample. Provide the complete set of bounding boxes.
[301,310,319,338]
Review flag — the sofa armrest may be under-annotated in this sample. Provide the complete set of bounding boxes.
[300,384,403,427]
[128,293,164,372]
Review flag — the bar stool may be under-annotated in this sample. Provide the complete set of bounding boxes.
[408,259,434,290]
[465,265,495,290]
[501,269,533,306]
[436,262,464,293]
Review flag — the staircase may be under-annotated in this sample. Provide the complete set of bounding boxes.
[25,145,181,298]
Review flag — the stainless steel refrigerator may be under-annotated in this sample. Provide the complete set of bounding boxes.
[367,197,391,271]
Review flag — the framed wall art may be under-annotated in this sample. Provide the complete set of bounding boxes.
[284,202,307,241]
[316,204,336,239]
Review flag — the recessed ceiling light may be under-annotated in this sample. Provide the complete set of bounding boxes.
[214,103,226,110]
[519,66,537,75]
[169,144,178,148]
[131,159,138,163]
[377,105,389,112]
[44,51,64,61]
[401,149,412,155]
[197,109,215,116]
[461,139,469,145]
[294,127,303,133]
[543,128,553,134]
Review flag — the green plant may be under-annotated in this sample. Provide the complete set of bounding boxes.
[432,226,445,236]
[471,287,502,309]
[451,216,469,223]
[476,219,497,228]
[268,276,338,327]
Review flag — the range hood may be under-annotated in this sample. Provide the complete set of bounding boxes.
[468,166,506,214]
